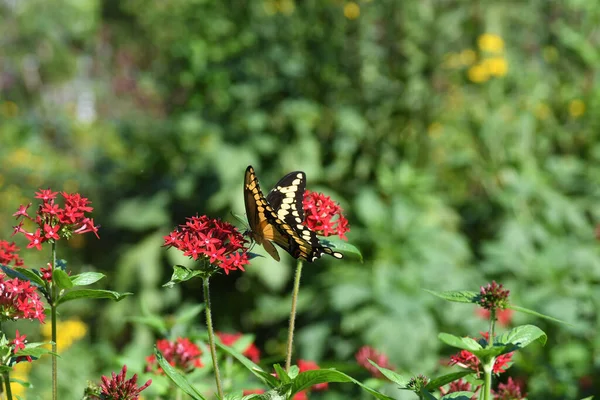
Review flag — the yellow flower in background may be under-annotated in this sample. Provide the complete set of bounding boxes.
[483,57,508,77]
[459,49,477,66]
[279,0,295,15]
[344,2,360,19]
[468,64,490,83]
[41,318,88,352]
[535,103,551,120]
[569,99,585,118]
[263,0,277,15]
[478,33,504,53]
[428,122,443,138]
[11,362,32,398]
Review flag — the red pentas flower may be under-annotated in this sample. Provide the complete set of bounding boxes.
[164,215,249,275]
[0,240,25,267]
[355,346,393,379]
[12,189,100,251]
[146,338,203,374]
[302,190,350,240]
[0,273,45,323]
[492,377,526,400]
[100,365,151,400]
[449,348,513,376]
[217,332,261,363]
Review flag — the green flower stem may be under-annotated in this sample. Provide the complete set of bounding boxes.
[285,259,303,372]
[482,361,492,400]
[488,309,496,347]
[3,370,13,400]
[50,241,58,400]
[203,276,224,399]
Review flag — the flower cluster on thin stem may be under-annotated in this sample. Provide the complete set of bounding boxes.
[478,281,510,311]
[164,215,249,274]
[302,190,350,239]
[12,189,100,250]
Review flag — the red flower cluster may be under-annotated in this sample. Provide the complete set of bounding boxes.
[492,377,526,400]
[0,273,45,323]
[0,240,25,267]
[449,349,513,375]
[478,281,510,311]
[302,190,350,240]
[164,215,249,274]
[217,332,260,363]
[100,365,151,400]
[13,189,99,251]
[146,338,203,374]
[355,346,393,379]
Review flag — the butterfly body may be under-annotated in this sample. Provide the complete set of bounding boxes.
[244,166,342,262]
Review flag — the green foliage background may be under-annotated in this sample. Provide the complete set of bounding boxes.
[1,0,599,398]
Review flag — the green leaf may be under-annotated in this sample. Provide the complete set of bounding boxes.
[424,289,478,304]
[289,368,395,400]
[53,269,73,289]
[215,341,278,387]
[367,360,409,386]
[57,289,132,305]
[320,237,362,262]
[12,267,45,287]
[440,392,477,400]
[273,364,290,384]
[495,324,547,349]
[163,265,203,288]
[155,347,206,400]
[421,390,438,400]
[426,371,473,390]
[70,272,105,286]
[15,345,54,359]
[1,266,44,287]
[509,304,569,325]
[438,333,482,351]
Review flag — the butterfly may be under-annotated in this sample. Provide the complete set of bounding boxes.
[244,165,343,262]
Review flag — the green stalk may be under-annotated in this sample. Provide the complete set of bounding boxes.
[285,259,303,372]
[3,370,13,400]
[488,309,496,347]
[482,361,492,400]
[50,241,57,400]
[203,277,223,399]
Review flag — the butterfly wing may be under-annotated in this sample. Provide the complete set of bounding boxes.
[248,166,343,262]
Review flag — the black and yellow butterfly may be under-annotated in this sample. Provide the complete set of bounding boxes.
[244,165,343,262]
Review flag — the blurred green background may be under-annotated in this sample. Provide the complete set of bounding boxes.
[1,0,600,398]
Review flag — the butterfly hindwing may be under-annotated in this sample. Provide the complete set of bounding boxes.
[244,166,343,262]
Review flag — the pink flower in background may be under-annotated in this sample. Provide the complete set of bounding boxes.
[476,308,513,326]
[492,377,526,400]
[145,338,203,374]
[164,215,249,274]
[302,190,350,240]
[355,346,393,379]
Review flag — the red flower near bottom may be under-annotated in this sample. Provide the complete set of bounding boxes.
[100,365,151,400]
[493,377,526,400]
